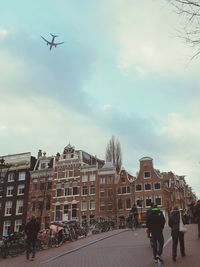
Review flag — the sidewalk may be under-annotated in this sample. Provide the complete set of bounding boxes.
[162,223,200,267]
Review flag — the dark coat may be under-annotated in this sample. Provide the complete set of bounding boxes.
[146,208,165,233]
[25,218,40,241]
[168,210,186,237]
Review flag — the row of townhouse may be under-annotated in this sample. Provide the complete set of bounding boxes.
[0,145,196,235]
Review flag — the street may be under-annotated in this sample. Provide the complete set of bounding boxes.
[1,224,200,267]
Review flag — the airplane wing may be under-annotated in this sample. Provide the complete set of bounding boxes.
[55,42,64,46]
[40,35,50,44]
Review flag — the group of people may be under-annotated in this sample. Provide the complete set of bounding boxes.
[146,199,200,264]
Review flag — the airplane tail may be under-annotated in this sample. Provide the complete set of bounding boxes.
[50,33,58,37]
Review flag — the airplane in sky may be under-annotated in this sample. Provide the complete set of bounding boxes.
[40,34,64,50]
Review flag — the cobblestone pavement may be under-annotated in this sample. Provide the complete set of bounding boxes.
[0,224,199,267]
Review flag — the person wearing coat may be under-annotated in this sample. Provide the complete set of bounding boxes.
[168,206,186,262]
[25,216,40,260]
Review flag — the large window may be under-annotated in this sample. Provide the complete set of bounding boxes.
[14,219,22,232]
[90,183,95,195]
[16,199,23,215]
[155,195,162,206]
[144,171,151,179]
[154,182,161,190]
[72,204,77,219]
[100,177,105,184]
[5,201,12,216]
[18,171,26,181]
[3,220,11,236]
[89,199,95,210]
[64,183,70,196]
[82,175,88,182]
[100,188,105,197]
[72,183,78,195]
[107,202,113,211]
[7,186,14,196]
[144,183,151,191]
[81,199,87,211]
[8,173,14,182]
[56,183,62,197]
[89,174,96,182]
[145,197,152,207]
[82,184,88,196]
[126,198,131,209]
[17,184,25,195]
[0,186,3,197]
[135,184,142,191]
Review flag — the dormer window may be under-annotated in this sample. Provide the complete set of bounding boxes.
[144,171,151,179]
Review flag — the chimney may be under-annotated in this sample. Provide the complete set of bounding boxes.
[37,149,42,159]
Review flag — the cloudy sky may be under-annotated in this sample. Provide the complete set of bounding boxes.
[1,0,200,198]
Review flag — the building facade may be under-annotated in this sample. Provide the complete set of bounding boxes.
[0,153,36,235]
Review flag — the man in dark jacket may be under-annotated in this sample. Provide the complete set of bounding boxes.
[146,204,165,263]
[25,216,40,260]
[168,206,186,261]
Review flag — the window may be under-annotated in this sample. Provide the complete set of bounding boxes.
[107,176,113,184]
[72,204,77,219]
[118,199,123,210]
[56,183,62,197]
[64,183,70,196]
[100,188,105,197]
[89,174,95,181]
[16,199,23,215]
[14,219,22,232]
[40,163,46,169]
[90,183,95,195]
[117,187,121,194]
[46,196,51,210]
[135,184,142,191]
[82,175,88,182]
[8,173,14,182]
[107,202,113,211]
[121,186,130,194]
[3,220,11,236]
[74,169,79,177]
[154,182,161,190]
[0,202,2,211]
[17,184,25,195]
[89,199,95,210]
[100,177,105,184]
[7,186,14,196]
[100,200,105,211]
[81,199,87,211]
[18,171,26,181]
[47,177,52,189]
[145,183,151,191]
[144,171,151,179]
[5,201,12,216]
[126,198,131,209]
[122,186,126,194]
[136,198,143,207]
[72,186,78,195]
[145,197,152,207]
[63,204,68,214]
[82,185,88,195]
[155,195,162,206]
[55,205,61,221]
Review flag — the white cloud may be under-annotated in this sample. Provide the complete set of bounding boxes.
[0,27,9,38]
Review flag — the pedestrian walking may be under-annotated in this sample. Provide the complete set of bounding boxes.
[146,204,165,264]
[194,200,200,238]
[168,206,186,262]
[25,216,40,261]
[131,204,139,227]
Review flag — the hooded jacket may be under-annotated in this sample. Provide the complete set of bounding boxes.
[146,207,165,233]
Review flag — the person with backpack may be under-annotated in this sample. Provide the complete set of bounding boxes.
[146,204,166,264]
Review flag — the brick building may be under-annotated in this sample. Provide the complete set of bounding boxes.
[0,152,36,235]
[27,150,54,229]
